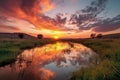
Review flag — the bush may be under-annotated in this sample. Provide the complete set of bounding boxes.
[37,34,43,39]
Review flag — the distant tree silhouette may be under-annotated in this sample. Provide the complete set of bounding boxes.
[96,34,103,39]
[90,33,96,39]
[18,33,24,39]
[37,34,43,39]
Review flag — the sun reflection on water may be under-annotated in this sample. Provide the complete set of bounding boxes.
[0,42,96,80]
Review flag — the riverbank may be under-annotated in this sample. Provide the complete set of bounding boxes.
[0,38,120,80]
[0,39,54,66]
[66,39,120,80]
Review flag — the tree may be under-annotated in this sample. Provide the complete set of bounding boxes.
[18,33,24,39]
[90,33,96,39]
[37,34,43,39]
[96,34,103,39]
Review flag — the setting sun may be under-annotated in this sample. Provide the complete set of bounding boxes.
[53,35,59,39]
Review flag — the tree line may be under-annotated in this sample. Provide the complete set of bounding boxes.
[90,33,103,39]
[18,33,43,39]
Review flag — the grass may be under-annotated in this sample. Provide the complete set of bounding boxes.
[65,39,120,80]
[0,38,54,66]
[0,38,120,80]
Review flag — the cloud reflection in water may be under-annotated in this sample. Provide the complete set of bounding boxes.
[0,42,96,80]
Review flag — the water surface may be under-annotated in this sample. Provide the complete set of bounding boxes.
[0,42,96,80]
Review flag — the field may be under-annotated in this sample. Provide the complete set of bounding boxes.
[66,39,120,80]
[0,39,54,66]
[0,38,120,80]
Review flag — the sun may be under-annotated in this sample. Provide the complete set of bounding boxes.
[53,35,59,39]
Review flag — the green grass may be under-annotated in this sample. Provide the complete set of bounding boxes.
[0,39,54,66]
[0,38,120,79]
[66,39,120,80]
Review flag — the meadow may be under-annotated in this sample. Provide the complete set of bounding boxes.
[0,38,120,80]
[66,39,120,80]
[0,38,54,66]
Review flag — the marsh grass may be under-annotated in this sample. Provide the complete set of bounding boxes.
[0,38,120,79]
[67,39,120,80]
[0,39,54,66]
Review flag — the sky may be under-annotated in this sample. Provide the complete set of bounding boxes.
[0,0,120,38]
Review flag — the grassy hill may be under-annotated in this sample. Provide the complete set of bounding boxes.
[103,33,120,39]
[68,39,120,80]
[0,32,37,39]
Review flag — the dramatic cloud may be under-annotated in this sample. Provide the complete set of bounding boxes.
[68,0,108,29]
[0,0,63,31]
[0,26,20,31]
[92,15,120,32]
[63,0,120,32]
[0,0,120,38]
[0,0,55,16]
[56,13,67,24]
[81,0,108,17]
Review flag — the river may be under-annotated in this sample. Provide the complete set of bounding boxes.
[0,42,96,80]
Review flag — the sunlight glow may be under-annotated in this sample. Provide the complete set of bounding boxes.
[53,35,59,39]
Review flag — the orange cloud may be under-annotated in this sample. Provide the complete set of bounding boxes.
[40,0,55,12]
[0,0,61,31]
